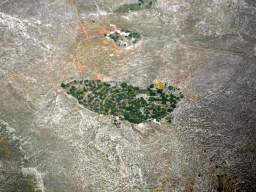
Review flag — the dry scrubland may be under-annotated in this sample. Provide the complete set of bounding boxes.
[0,0,255,191]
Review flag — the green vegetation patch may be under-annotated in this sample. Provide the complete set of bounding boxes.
[62,80,183,124]
[114,0,155,13]
[105,30,141,47]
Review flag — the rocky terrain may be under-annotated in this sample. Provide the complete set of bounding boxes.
[0,0,255,191]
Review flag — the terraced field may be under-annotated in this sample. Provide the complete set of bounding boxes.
[62,80,183,124]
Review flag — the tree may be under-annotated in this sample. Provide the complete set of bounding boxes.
[78,96,83,100]
[171,104,176,108]
[150,84,154,88]
[167,108,173,112]
[149,90,156,96]
[162,95,167,101]
[127,87,133,94]
[61,83,66,88]
[69,86,76,94]
[126,106,133,111]
[168,86,173,90]
[162,108,167,114]
[135,102,141,108]
[162,100,166,104]
[157,89,163,93]
[121,82,127,88]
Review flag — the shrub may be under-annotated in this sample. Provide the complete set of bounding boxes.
[168,86,173,90]
[162,100,166,104]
